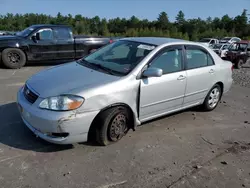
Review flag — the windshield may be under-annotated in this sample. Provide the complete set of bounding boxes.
[78,40,156,76]
[229,43,247,51]
[199,39,211,42]
[222,44,229,50]
[15,26,35,37]
[212,44,222,49]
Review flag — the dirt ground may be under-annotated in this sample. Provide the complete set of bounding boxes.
[0,64,250,188]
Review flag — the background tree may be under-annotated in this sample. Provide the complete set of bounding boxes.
[0,10,249,39]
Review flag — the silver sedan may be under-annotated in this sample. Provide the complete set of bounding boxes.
[17,37,233,146]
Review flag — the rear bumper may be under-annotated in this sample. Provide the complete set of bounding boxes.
[224,77,233,94]
[17,87,100,144]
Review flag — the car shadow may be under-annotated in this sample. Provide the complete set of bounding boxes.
[139,105,205,126]
[0,102,73,153]
[25,60,73,67]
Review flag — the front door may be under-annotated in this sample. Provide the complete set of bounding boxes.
[183,45,216,107]
[29,28,57,61]
[139,45,187,121]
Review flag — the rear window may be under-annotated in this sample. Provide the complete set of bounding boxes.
[54,27,71,40]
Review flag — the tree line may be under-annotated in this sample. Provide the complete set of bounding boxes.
[0,9,249,41]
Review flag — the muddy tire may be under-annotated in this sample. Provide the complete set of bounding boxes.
[95,106,130,146]
[202,84,222,111]
[1,48,26,69]
[235,59,244,69]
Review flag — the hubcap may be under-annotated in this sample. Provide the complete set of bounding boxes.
[208,88,220,108]
[7,52,20,64]
[109,113,127,142]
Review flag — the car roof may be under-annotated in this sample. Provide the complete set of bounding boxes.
[30,24,70,28]
[120,37,188,46]
[236,40,250,44]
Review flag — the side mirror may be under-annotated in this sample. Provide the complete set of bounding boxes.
[35,33,40,40]
[31,35,37,42]
[142,67,163,78]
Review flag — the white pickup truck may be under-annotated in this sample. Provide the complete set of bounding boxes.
[198,38,219,47]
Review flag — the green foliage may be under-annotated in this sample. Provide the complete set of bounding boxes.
[0,9,249,40]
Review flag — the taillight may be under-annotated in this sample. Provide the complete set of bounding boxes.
[109,39,113,43]
[231,65,234,71]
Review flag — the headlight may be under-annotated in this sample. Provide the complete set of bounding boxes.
[39,95,84,111]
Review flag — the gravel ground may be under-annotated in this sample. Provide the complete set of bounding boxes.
[0,65,250,188]
[232,60,250,88]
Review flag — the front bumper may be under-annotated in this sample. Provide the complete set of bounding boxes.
[17,87,99,144]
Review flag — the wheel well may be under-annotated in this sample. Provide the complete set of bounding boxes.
[216,82,224,94]
[2,48,27,59]
[87,103,135,142]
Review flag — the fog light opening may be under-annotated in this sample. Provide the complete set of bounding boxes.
[51,132,69,138]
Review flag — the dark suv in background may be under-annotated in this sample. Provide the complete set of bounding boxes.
[223,41,250,69]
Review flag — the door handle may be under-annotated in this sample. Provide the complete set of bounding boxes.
[177,75,186,80]
[209,69,215,73]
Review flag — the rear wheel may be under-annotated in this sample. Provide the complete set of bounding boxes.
[202,84,222,111]
[95,107,130,146]
[235,59,244,69]
[1,48,26,69]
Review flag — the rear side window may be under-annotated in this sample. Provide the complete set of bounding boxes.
[185,48,214,69]
[54,27,71,40]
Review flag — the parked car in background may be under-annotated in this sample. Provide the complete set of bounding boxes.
[219,37,241,44]
[211,43,230,57]
[198,38,219,47]
[0,24,112,69]
[224,40,250,69]
[17,37,233,146]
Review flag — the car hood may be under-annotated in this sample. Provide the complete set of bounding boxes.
[0,35,22,41]
[26,62,120,98]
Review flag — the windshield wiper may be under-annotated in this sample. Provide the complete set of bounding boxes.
[78,59,123,76]
[91,63,120,75]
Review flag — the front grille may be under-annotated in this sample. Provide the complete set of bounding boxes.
[23,85,38,104]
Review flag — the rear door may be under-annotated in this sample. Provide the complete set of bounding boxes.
[183,45,216,107]
[139,45,187,121]
[53,27,75,60]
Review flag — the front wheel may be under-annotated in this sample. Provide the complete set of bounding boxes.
[202,84,222,111]
[1,48,26,69]
[95,107,130,146]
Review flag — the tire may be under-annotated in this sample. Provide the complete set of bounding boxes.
[202,84,222,111]
[1,48,26,69]
[235,59,244,69]
[95,106,130,146]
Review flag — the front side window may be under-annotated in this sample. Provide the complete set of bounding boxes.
[185,48,214,69]
[149,48,183,74]
[37,29,53,40]
[79,40,156,75]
